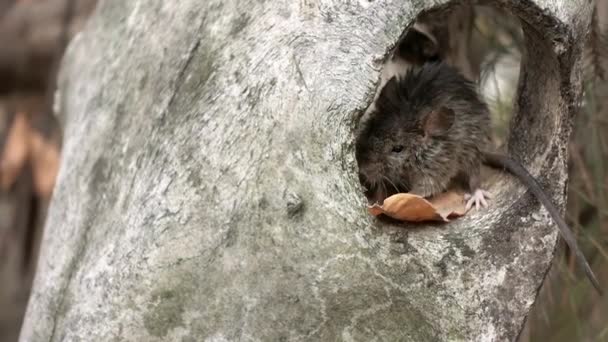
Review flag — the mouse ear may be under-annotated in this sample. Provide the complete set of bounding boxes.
[423,107,454,136]
[396,24,439,64]
[376,76,402,114]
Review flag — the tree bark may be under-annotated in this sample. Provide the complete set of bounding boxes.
[20,0,593,341]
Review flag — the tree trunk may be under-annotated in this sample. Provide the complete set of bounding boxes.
[20,0,593,341]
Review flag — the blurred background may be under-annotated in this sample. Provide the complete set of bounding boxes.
[0,0,97,340]
[0,1,605,341]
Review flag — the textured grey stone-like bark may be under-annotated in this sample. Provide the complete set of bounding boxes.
[19,0,592,341]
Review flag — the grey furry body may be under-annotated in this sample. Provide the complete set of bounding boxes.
[356,62,490,201]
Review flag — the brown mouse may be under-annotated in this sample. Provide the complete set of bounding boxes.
[356,62,603,295]
[356,62,491,209]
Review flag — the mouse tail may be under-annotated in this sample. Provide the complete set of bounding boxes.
[482,151,604,296]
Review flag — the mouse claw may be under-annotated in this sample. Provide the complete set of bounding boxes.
[465,189,491,212]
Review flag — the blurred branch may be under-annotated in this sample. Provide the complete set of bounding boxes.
[585,6,608,81]
[0,0,96,94]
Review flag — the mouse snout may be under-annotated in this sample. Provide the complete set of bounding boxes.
[358,164,380,185]
[358,172,369,186]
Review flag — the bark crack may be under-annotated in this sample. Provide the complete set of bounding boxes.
[48,220,95,342]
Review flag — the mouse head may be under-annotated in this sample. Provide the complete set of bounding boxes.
[355,64,462,198]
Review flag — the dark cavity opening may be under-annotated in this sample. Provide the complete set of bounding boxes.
[355,4,522,204]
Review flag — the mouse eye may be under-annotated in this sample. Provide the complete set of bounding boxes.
[391,145,404,153]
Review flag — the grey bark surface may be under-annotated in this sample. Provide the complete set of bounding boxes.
[19,0,592,341]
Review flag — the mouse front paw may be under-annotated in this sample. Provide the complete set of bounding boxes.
[464,189,492,211]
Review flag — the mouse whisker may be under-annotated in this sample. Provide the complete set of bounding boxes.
[382,176,400,194]
[381,182,388,201]
[398,179,410,193]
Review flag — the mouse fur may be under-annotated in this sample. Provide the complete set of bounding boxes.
[356,62,490,204]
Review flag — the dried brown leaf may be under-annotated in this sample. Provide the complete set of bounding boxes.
[368,191,467,222]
